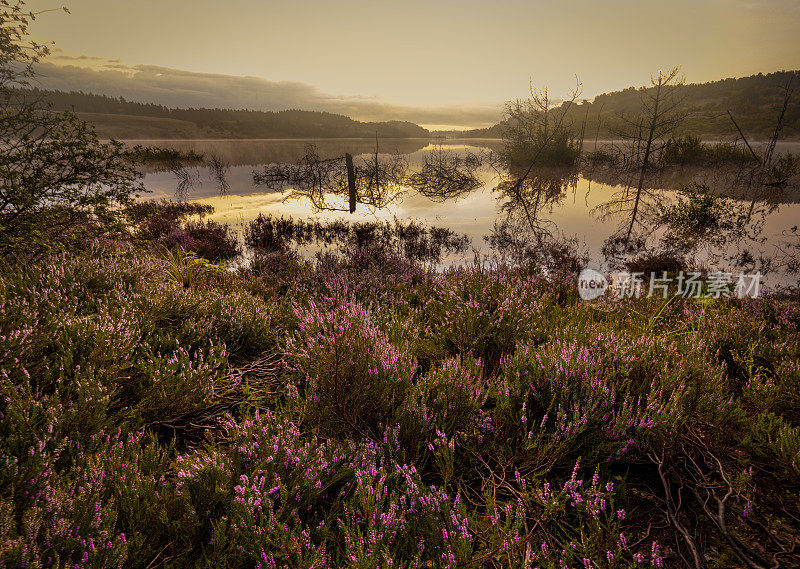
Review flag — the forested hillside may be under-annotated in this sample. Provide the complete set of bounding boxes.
[461,70,800,140]
[23,70,800,140]
[25,88,430,139]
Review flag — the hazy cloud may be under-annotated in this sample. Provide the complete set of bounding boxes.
[51,54,118,62]
[31,62,502,129]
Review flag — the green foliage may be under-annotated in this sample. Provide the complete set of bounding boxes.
[662,135,756,166]
[0,1,144,258]
[180,220,240,261]
[657,182,752,245]
[502,129,581,168]
[126,200,215,241]
[127,200,239,262]
[131,145,205,164]
[764,152,800,185]
[288,299,417,437]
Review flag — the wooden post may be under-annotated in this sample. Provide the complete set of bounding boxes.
[345,153,356,213]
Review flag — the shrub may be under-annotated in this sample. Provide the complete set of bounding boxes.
[287,299,417,437]
[625,248,687,276]
[127,201,239,262]
[244,214,470,263]
[0,4,145,258]
[662,135,756,166]
[501,129,581,168]
[173,411,472,568]
[398,357,490,468]
[182,220,240,261]
[492,336,671,471]
[585,147,619,167]
[500,93,581,168]
[764,152,800,185]
[419,267,549,372]
[126,200,214,242]
[657,183,751,245]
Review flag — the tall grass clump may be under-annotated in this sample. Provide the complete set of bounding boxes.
[662,135,758,166]
[287,299,417,437]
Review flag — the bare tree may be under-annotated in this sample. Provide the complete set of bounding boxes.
[500,78,584,172]
[495,78,583,240]
[728,73,797,191]
[594,67,686,240]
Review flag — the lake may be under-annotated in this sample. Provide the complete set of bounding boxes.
[132,138,800,287]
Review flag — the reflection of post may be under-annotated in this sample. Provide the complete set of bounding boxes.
[345,153,356,213]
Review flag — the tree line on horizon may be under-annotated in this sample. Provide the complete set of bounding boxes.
[461,69,800,141]
[22,87,431,139]
[21,69,800,141]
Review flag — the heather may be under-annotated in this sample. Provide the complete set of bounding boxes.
[1,244,799,568]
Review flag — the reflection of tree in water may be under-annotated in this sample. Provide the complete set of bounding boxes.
[494,167,578,240]
[658,184,773,248]
[252,143,483,212]
[169,161,202,200]
[162,131,799,278]
[487,167,587,271]
[253,143,408,213]
[596,176,799,278]
[588,72,800,276]
[485,217,588,273]
[586,140,799,275]
[161,153,234,198]
[406,147,482,201]
[207,154,231,196]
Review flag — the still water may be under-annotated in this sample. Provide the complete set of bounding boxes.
[134,138,800,285]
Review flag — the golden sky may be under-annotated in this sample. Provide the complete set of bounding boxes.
[25,0,800,128]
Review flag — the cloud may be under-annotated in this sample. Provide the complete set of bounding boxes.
[30,61,502,128]
[51,54,107,61]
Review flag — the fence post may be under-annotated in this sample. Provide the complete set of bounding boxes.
[345,153,356,213]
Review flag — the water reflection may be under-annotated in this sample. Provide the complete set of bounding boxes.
[136,138,435,169]
[252,143,410,213]
[136,139,800,285]
[494,167,579,240]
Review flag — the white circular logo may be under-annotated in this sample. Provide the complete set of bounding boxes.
[578,268,608,300]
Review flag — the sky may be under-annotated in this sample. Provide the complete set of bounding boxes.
[25,0,800,129]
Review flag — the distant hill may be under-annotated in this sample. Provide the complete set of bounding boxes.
[72,112,214,139]
[458,70,800,141]
[25,89,430,139]
[24,70,800,141]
